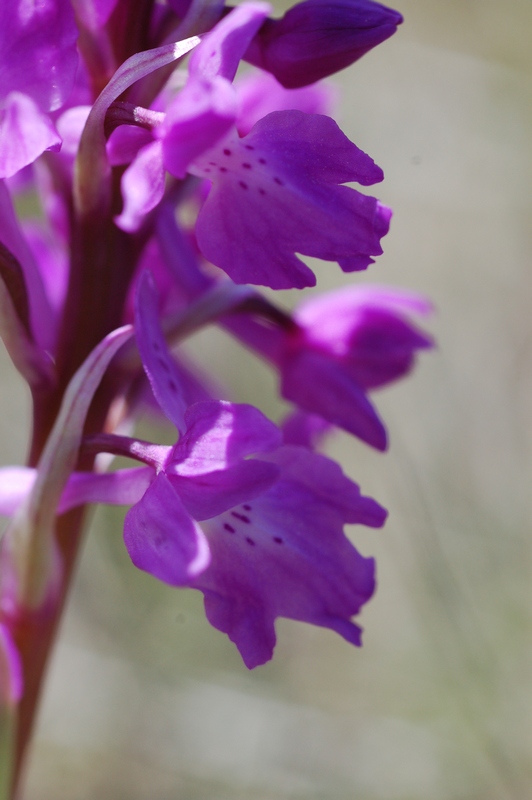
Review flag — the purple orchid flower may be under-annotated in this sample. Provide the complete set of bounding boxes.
[114,3,390,288]
[119,270,387,665]
[223,285,433,450]
[0,0,78,178]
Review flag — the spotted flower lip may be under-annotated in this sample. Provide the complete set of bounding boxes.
[195,444,386,668]
[189,110,390,289]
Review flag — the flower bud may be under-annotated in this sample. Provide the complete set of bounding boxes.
[245,0,403,88]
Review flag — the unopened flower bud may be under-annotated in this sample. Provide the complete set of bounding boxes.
[245,0,403,88]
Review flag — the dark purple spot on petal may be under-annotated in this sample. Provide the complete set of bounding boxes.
[245,145,255,151]
[231,511,250,523]
[157,358,170,373]
[219,166,228,173]
[223,148,232,156]
[273,177,284,186]
[238,181,248,190]
[209,162,217,166]
[273,536,283,544]
[245,537,256,546]
[168,380,177,392]
[258,188,266,196]
[242,163,252,169]
[258,158,266,165]
[243,504,252,511]
[152,342,161,352]
[204,168,211,173]
[224,523,235,533]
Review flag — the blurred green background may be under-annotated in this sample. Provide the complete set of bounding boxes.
[1,1,531,797]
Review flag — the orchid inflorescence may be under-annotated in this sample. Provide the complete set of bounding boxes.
[0,0,431,792]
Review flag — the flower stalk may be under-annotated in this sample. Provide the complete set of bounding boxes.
[0,0,430,795]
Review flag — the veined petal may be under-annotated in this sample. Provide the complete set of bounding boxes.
[0,93,61,179]
[60,467,154,513]
[124,473,210,586]
[134,270,189,433]
[189,2,272,83]
[158,76,237,179]
[0,0,78,111]
[235,69,336,136]
[114,140,165,232]
[171,400,282,474]
[280,348,387,450]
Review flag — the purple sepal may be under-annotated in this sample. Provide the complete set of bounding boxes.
[280,410,332,449]
[294,285,434,389]
[134,270,189,433]
[235,69,336,136]
[0,0,78,112]
[196,445,384,668]
[280,347,388,450]
[124,473,210,586]
[107,125,154,166]
[172,401,282,473]
[246,0,403,88]
[158,77,237,179]
[114,141,165,232]
[0,93,61,179]
[188,2,271,83]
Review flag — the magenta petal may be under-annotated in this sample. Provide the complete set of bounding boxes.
[0,93,61,179]
[203,590,276,669]
[268,446,387,527]
[280,349,387,450]
[115,141,165,232]
[134,270,188,433]
[188,2,271,83]
[0,0,78,111]
[235,69,336,136]
[295,285,434,389]
[196,446,381,668]
[158,77,237,179]
[281,410,331,449]
[172,401,282,473]
[107,125,154,166]
[169,460,279,520]
[124,473,210,586]
[59,467,154,513]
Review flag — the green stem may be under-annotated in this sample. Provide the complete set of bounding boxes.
[0,707,16,800]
